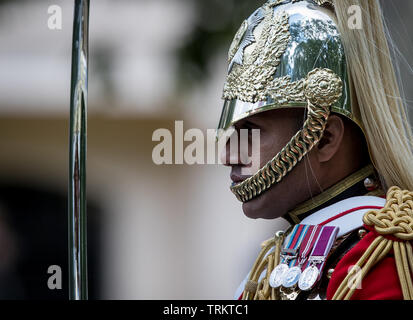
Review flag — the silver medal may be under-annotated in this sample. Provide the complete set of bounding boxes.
[281,266,302,288]
[269,263,289,288]
[298,265,320,291]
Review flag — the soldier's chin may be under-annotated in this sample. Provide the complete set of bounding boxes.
[241,194,280,220]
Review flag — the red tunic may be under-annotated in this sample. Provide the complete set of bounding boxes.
[326,228,403,300]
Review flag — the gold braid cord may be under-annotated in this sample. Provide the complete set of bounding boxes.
[231,68,343,202]
[332,187,413,300]
[242,231,286,300]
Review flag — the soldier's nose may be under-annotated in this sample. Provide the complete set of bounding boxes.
[220,136,240,167]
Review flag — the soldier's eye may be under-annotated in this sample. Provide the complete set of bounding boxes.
[243,121,259,130]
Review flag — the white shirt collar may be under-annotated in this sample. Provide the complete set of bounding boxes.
[301,196,385,237]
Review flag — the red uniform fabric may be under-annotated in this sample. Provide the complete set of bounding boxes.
[326,228,403,300]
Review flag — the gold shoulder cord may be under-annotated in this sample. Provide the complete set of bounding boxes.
[332,187,413,300]
[242,229,290,300]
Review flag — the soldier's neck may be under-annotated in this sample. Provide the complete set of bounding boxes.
[284,164,383,225]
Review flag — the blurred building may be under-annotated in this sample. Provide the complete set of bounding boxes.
[0,0,411,299]
[0,0,286,299]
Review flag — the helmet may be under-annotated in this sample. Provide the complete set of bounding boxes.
[218,0,359,202]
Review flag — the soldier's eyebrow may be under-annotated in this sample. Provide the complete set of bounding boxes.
[234,118,261,131]
[234,119,248,129]
[242,119,261,128]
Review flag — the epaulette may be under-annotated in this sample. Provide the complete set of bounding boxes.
[331,186,413,300]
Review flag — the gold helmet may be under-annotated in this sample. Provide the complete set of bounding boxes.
[218,0,358,202]
[219,0,413,203]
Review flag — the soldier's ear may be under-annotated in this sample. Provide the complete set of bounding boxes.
[316,115,345,163]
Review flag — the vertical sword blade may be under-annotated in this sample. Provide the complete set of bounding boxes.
[69,0,90,300]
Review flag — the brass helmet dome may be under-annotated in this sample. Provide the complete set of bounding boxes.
[218,0,358,202]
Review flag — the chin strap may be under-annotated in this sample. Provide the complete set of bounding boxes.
[231,68,343,203]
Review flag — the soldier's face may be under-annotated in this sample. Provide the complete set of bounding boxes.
[221,108,320,220]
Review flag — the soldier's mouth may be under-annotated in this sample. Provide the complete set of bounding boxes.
[230,173,250,187]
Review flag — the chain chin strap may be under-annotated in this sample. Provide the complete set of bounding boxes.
[231,68,343,203]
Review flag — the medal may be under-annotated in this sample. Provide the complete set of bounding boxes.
[269,224,308,288]
[281,266,302,288]
[298,265,320,291]
[282,225,321,288]
[269,263,289,288]
[298,226,339,291]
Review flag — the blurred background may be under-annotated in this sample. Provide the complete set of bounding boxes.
[0,0,412,299]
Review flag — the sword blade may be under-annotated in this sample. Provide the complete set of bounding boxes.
[68,0,90,301]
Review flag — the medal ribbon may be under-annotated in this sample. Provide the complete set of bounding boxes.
[281,224,310,267]
[304,225,339,271]
[293,224,322,269]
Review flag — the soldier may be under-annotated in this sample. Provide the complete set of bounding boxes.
[218,0,413,300]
